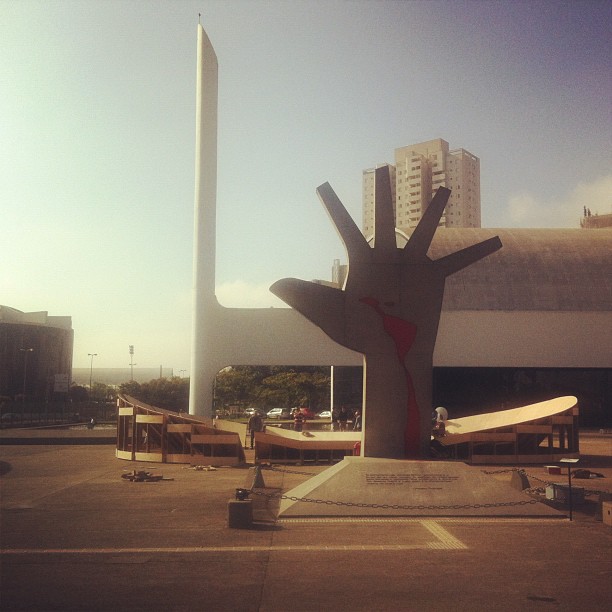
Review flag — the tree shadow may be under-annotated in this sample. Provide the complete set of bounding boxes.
[578,453,612,469]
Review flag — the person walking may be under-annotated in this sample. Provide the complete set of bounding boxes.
[248,412,264,449]
[353,410,362,431]
[332,408,340,431]
[338,406,349,432]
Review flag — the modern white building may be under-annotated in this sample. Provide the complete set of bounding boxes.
[363,138,480,236]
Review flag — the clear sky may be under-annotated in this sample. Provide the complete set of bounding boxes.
[2,0,610,370]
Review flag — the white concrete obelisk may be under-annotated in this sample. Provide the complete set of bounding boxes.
[189,25,219,416]
[187,25,361,417]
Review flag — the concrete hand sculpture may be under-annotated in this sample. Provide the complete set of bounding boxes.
[271,166,501,458]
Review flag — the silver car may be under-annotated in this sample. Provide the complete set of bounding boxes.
[266,408,291,419]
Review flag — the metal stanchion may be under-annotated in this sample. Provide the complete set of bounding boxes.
[560,458,579,521]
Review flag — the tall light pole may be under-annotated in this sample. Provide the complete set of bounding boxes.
[88,353,97,390]
[20,348,34,402]
[129,345,135,381]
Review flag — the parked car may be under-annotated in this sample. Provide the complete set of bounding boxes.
[297,407,316,419]
[317,410,332,419]
[244,408,258,416]
[266,408,291,419]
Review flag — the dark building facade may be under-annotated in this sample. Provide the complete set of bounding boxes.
[0,306,73,401]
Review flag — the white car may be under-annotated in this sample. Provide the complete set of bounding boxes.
[317,410,332,419]
[266,408,291,419]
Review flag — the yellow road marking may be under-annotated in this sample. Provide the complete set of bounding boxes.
[2,521,468,554]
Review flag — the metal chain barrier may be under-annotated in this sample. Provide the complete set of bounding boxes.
[249,488,538,510]
[251,465,539,510]
[260,464,321,477]
[481,467,606,498]
[249,464,606,509]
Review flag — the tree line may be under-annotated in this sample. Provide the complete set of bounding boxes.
[116,366,331,414]
[214,366,330,413]
[119,377,189,412]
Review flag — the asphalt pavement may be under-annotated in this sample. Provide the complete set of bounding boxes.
[1,430,610,611]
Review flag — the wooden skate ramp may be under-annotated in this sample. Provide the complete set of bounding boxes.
[438,396,579,464]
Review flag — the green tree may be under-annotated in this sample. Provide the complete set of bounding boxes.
[118,377,189,412]
[70,385,88,402]
[91,382,115,403]
[117,367,331,415]
[118,380,141,398]
[214,366,267,411]
[144,377,189,412]
[262,369,330,410]
[213,365,330,412]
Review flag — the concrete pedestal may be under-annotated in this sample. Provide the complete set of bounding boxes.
[279,457,563,518]
[228,499,252,528]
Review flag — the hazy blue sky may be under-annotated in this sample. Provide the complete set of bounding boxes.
[2,0,610,370]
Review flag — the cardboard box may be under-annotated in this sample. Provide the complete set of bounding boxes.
[545,465,561,475]
[545,483,585,504]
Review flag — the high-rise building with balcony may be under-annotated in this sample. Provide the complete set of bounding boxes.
[362,138,481,236]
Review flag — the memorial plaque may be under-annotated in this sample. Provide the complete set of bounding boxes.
[365,473,460,486]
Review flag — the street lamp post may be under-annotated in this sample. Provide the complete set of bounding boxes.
[560,458,580,521]
[129,345,135,381]
[88,353,98,390]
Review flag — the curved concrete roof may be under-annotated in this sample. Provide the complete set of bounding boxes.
[427,229,612,311]
[0,305,25,322]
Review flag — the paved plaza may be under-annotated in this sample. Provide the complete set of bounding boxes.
[1,430,611,611]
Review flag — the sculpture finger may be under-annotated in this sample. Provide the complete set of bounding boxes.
[434,235,502,277]
[403,187,451,260]
[317,182,371,263]
[270,278,347,345]
[373,166,397,257]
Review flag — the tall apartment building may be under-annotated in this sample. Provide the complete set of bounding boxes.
[362,139,481,236]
